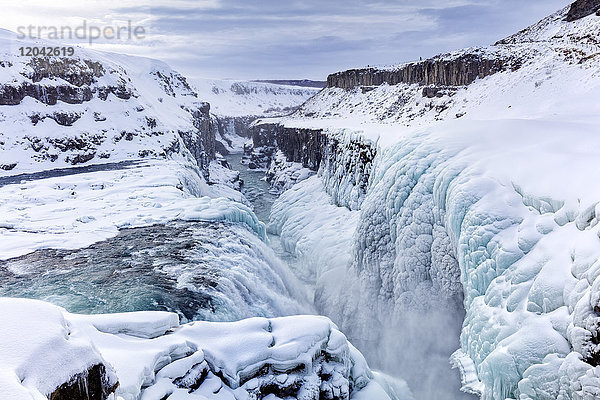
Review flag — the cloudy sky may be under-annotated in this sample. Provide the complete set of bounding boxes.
[2,0,569,80]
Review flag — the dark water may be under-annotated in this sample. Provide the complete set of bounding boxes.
[227,153,298,266]
[0,222,224,319]
[227,153,277,223]
[0,157,308,320]
[0,160,142,187]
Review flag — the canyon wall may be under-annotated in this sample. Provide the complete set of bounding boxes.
[327,52,519,89]
[0,53,217,172]
[250,122,375,210]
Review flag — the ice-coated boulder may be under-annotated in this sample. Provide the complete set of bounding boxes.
[0,298,118,399]
[0,298,408,400]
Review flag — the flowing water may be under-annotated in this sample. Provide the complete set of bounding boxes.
[0,154,472,399]
[0,156,306,321]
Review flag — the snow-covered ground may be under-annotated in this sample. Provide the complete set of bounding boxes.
[1,298,412,400]
[261,5,600,400]
[191,79,320,118]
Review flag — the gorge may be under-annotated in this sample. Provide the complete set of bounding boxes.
[2,1,600,399]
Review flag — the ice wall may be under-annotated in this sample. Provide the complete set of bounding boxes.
[271,118,600,399]
[269,129,468,398]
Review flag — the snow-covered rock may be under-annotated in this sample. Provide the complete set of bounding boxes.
[265,151,314,194]
[0,297,118,399]
[0,29,216,176]
[0,298,412,400]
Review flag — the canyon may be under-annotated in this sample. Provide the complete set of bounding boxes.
[2,1,600,399]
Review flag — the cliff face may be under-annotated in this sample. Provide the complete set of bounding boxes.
[250,123,324,169]
[182,102,216,172]
[327,52,520,89]
[566,0,600,21]
[0,58,130,106]
[0,37,216,173]
[212,115,255,155]
[250,122,375,210]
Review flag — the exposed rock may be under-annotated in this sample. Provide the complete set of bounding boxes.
[250,123,324,170]
[30,112,82,126]
[49,364,118,400]
[327,52,520,89]
[212,115,256,155]
[179,102,216,173]
[0,82,93,105]
[0,163,16,171]
[67,152,95,165]
[250,122,376,209]
[26,58,105,86]
[422,85,458,98]
[566,0,600,21]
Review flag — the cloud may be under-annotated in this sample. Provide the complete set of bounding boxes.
[1,0,572,79]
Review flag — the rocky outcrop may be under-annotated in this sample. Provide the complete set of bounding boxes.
[0,82,93,105]
[0,58,136,105]
[250,122,376,209]
[249,123,324,170]
[49,364,118,400]
[327,52,520,89]
[27,58,105,86]
[180,102,216,172]
[566,0,600,21]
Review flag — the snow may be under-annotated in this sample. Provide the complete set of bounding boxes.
[0,159,269,259]
[259,6,600,400]
[268,175,359,306]
[266,150,315,194]
[0,298,403,400]
[0,297,117,399]
[190,79,319,118]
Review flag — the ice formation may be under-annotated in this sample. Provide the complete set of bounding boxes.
[263,5,600,399]
[1,298,411,400]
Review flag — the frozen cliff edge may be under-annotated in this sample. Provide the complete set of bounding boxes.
[0,297,412,400]
[261,2,600,399]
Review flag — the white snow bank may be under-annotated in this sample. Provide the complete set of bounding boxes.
[67,311,179,339]
[0,297,117,399]
[268,176,358,300]
[0,159,267,259]
[0,298,404,400]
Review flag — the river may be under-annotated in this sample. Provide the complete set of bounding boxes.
[0,156,308,321]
